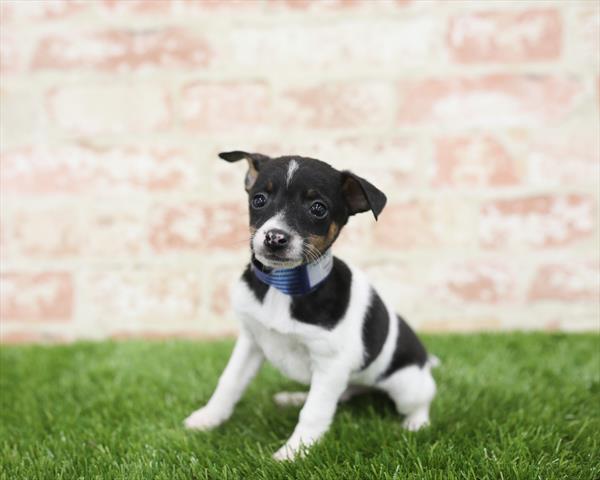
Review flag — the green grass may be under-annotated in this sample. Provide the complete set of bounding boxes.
[1,334,598,479]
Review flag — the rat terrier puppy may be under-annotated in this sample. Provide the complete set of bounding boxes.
[184,152,438,461]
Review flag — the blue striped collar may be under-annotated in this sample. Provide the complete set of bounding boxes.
[251,249,334,296]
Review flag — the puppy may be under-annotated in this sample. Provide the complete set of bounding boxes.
[184,151,438,461]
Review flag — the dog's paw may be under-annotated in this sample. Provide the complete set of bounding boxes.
[273,443,304,462]
[273,391,308,407]
[183,407,227,431]
[402,410,430,432]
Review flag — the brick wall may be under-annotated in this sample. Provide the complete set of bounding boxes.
[1,0,598,342]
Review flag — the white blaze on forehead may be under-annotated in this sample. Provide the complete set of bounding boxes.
[286,160,299,186]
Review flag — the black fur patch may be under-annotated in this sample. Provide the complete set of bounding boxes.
[241,264,269,303]
[379,315,428,379]
[290,257,351,330]
[360,289,390,369]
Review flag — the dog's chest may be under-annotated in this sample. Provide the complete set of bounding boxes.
[232,282,333,384]
[247,322,313,384]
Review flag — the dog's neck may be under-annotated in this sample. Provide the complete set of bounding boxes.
[251,249,334,296]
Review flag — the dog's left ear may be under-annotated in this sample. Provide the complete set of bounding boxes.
[341,171,387,220]
[218,151,270,191]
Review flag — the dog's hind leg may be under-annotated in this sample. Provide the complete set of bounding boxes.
[274,385,371,407]
[273,391,308,407]
[377,364,436,431]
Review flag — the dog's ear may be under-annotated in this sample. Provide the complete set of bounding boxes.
[218,151,270,191]
[341,171,387,220]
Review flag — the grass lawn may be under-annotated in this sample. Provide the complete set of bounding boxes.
[1,333,598,479]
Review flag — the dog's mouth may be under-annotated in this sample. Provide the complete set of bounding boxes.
[253,250,304,269]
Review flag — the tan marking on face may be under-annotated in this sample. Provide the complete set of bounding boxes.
[327,222,339,243]
[307,222,340,254]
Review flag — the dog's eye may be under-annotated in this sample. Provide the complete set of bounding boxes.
[251,193,268,209]
[310,201,328,218]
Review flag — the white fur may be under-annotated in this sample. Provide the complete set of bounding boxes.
[274,391,308,407]
[286,160,299,186]
[184,263,437,460]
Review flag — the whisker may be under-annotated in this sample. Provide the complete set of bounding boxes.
[302,241,324,267]
[305,242,323,260]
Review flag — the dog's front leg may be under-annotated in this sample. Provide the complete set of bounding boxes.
[273,364,349,461]
[184,331,263,431]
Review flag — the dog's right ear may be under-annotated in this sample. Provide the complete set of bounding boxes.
[218,151,270,191]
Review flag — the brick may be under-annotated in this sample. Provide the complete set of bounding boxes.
[526,129,600,187]
[222,19,438,70]
[480,195,595,248]
[266,0,412,11]
[206,264,243,318]
[324,137,420,190]
[397,75,584,127]
[205,265,249,335]
[374,199,476,249]
[47,84,171,135]
[84,204,149,258]
[0,0,89,22]
[110,329,236,341]
[201,203,250,252]
[149,202,206,253]
[432,135,520,187]
[84,271,203,323]
[100,0,174,14]
[421,317,502,332]
[569,3,600,67]
[100,0,254,15]
[149,201,248,253]
[280,82,393,129]
[32,28,212,72]
[430,261,518,304]
[188,0,259,9]
[361,261,418,311]
[217,137,419,192]
[181,82,269,131]
[1,88,48,147]
[210,159,248,198]
[448,10,561,63]
[267,0,361,10]
[9,205,82,258]
[0,330,69,344]
[529,262,600,302]
[0,218,9,261]
[558,316,600,333]
[0,31,21,74]
[334,214,375,253]
[1,145,196,195]
[0,272,74,322]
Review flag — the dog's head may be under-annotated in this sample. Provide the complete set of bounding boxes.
[219,151,387,268]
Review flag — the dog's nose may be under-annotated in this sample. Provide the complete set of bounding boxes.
[264,229,289,250]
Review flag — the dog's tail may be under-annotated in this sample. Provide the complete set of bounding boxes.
[426,354,441,369]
